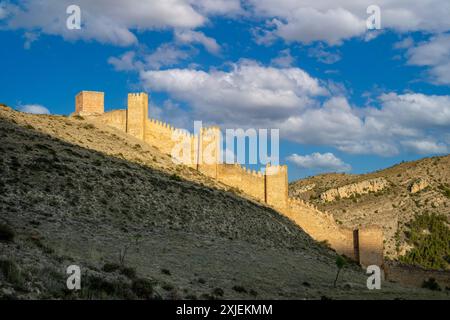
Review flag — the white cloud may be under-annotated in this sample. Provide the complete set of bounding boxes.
[175,30,221,54]
[138,60,450,156]
[287,152,351,172]
[284,93,450,156]
[270,49,294,67]
[23,31,39,49]
[393,36,414,50]
[401,139,448,155]
[5,0,211,46]
[308,44,341,64]
[150,99,192,129]
[108,43,194,71]
[144,43,192,69]
[140,60,327,124]
[108,51,139,71]
[272,7,365,45]
[187,0,242,16]
[248,0,450,45]
[18,104,50,114]
[405,34,450,85]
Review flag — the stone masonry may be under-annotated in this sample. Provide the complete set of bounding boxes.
[74,90,385,268]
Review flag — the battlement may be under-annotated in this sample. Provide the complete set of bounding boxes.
[128,92,147,97]
[72,90,384,267]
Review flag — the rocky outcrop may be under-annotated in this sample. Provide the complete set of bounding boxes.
[320,177,388,202]
[291,183,315,196]
[409,178,429,193]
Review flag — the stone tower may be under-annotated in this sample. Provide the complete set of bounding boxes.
[265,164,288,209]
[127,92,148,140]
[75,91,104,116]
[197,126,221,179]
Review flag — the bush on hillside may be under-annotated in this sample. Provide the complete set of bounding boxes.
[399,212,450,270]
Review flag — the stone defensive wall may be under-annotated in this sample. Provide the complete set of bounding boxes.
[217,164,265,202]
[73,90,384,268]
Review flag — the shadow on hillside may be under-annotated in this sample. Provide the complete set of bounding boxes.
[0,112,336,253]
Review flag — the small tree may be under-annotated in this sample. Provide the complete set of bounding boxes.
[334,255,347,288]
[119,234,143,266]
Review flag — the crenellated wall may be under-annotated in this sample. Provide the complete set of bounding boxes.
[285,198,356,259]
[73,90,384,268]
[217,164,265,202]
[96,110,127,132]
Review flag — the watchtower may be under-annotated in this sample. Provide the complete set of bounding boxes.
[75,91,104,116]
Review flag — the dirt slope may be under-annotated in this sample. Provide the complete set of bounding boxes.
[0,105,447,299]
[289,155,450,260]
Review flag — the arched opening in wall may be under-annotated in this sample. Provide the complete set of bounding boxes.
[353,229,360,264]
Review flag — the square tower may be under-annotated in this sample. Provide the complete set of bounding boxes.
[75,91,104,116]
[197,126,221,179]
[127,92,148,140]
[265,164,288,209]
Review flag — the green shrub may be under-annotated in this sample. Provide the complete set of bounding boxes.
[161,268,171,275]
[399,213,450,270]
[422,278,441,291]
[212,288,224,297]
[131,278,154,299]
[0,260,24,287]
[102,263,121,273]
[232,285,247,293]
[120,266,137,279]
[83,123,95,130]
[444,189,450,199]
[86,276,118,296]
[0,223,15,242]
[170,174,182,182]
[249,289,258,297]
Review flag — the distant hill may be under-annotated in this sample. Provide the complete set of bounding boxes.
[0,104,447,299]
[289,154,450,269]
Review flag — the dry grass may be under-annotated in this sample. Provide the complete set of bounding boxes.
[0,105,448,299]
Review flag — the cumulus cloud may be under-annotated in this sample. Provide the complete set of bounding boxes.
[248,0,450,45]
[287,152,351,172]
[284,93,450,156]
[175,30,221,54]
[18,104,50,114]
[273,7,365,45]
[270,49,295,67]
[188,0,242,15]
[137,59,450,156]
[405,34,450,85]
[4,0,212,46]
[140,60,327,124]
[144,43,192,69]
[401,139,448,155]
[308,44,341,64]
[108,43,195,72]
[108,51,139,72]
[150,99,192,129]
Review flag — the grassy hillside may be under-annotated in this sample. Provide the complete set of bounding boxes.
[0,105,447,299]
[289,153,450,268]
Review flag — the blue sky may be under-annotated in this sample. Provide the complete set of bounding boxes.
[1,0,449,181]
